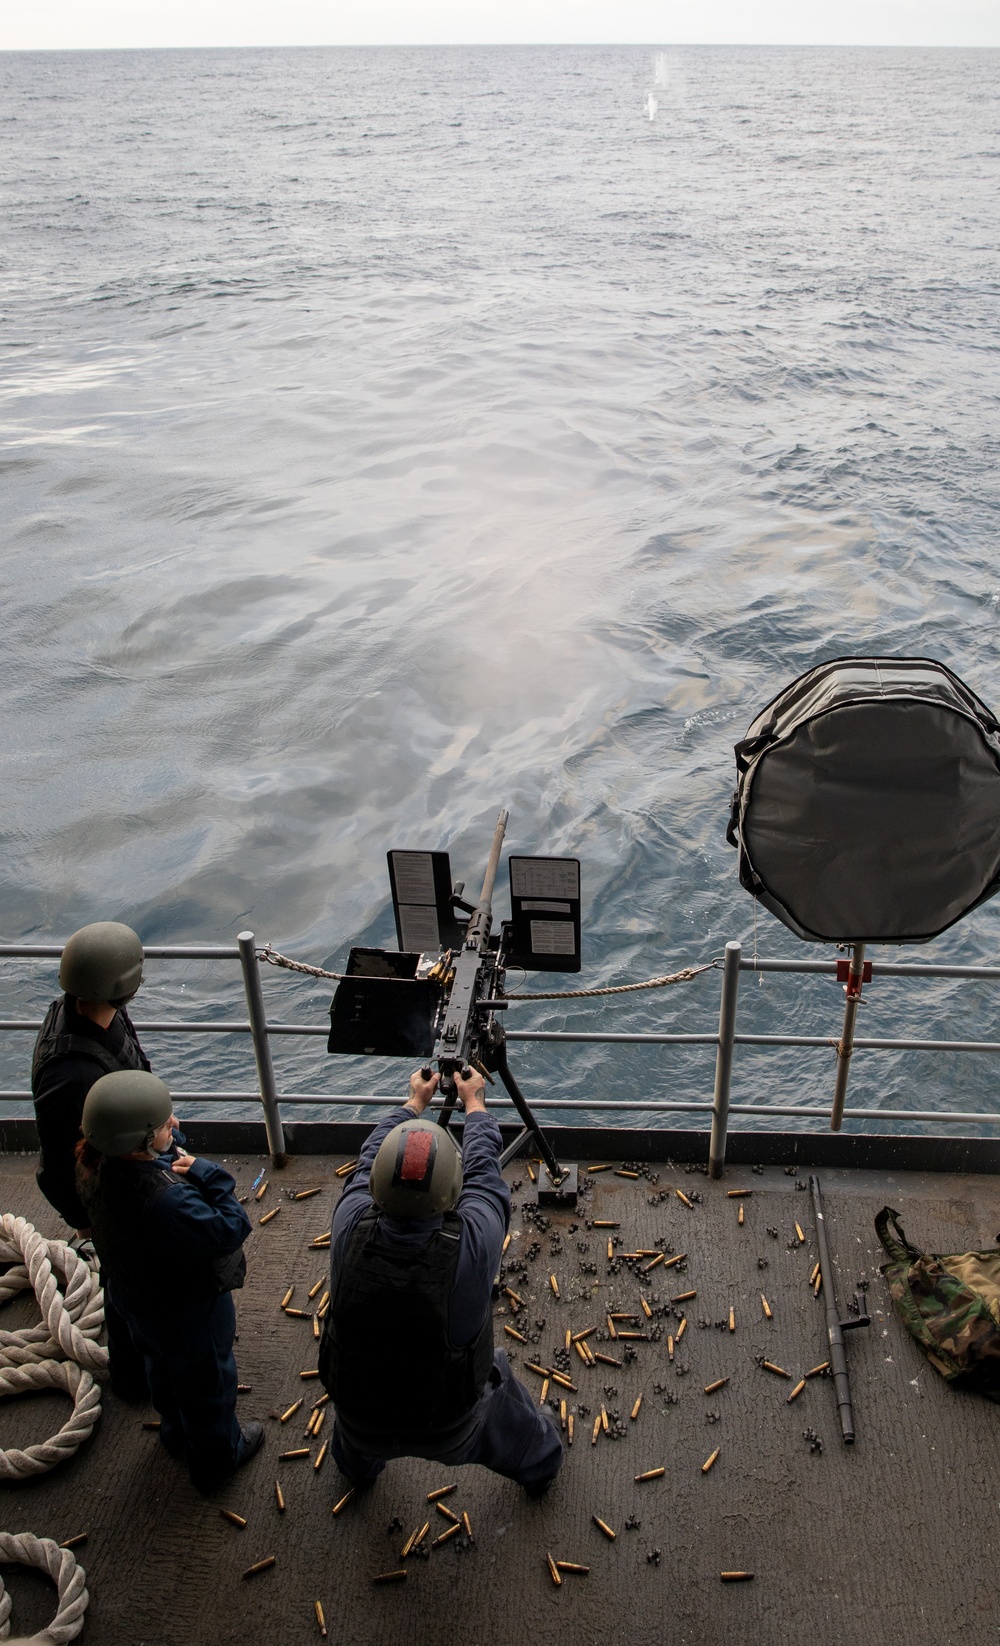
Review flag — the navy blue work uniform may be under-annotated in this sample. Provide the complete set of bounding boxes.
[78,1152,251,1492]
[321,1105,562,1491]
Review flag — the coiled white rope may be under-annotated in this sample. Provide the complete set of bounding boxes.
[0,1218,106,1373]
[0,1530,89,1642]
[0,1363,102,1481]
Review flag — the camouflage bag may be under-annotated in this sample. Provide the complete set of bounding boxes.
[875,1206,1000,1401]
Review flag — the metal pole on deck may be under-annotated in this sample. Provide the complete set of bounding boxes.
[708,941,741,1178]
[237,931,287,1167]
[830,941,866,1132]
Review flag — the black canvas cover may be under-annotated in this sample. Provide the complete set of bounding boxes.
[726,657,1000,942]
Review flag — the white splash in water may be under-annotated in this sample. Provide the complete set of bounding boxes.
[654,53,669,87]
[644,93,657,121]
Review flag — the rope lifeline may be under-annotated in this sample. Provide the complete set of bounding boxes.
[257,944,719,999]
[0,1530,89,1642]
[0,1361,101,1481]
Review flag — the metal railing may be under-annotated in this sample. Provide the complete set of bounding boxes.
[2,933,1000,1172]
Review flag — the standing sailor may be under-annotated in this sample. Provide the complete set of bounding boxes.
[75,1069,264,1493]
[31,921,151,1239]
[319,1067,563,1495]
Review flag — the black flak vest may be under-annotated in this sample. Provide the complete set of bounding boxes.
[31,998,150,1094]
[321,1207,493,1441]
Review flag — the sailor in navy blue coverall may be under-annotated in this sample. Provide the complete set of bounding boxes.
[325,1068,563,1492]
[77,1111,256,1492]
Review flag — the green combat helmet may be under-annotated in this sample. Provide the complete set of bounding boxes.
[82,1070,172,1157]
[369,1119,463,1219]
[59,922,144,1003]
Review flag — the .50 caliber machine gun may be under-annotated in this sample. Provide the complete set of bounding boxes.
[327,808,580,1205]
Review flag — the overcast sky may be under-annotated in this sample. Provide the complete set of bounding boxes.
[2,0,998,52]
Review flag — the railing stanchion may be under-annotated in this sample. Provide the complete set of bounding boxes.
[238,931,287,1167]
[831,942,866,1132]
[709,941,741,1178]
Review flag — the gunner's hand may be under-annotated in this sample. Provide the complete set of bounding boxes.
[405,1069,439,1114]
[171,1152,197,1174]
[455,1068,487,1113]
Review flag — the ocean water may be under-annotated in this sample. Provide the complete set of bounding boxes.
[2,44,1000,1128]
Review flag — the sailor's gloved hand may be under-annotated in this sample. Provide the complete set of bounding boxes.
[455,1068,487,1113]
[404,1069,439,1115]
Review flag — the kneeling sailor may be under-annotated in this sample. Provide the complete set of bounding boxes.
[320,1066,563,1495]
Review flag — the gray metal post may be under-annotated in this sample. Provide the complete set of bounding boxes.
[709,941,741,1178]
[237,931,287,1167]
[831,941,866,1132]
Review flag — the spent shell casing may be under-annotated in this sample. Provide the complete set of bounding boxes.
[583,1342,598,1364]
[526,1163,537,1183]
[426,1484,458,1501]
[572,1325,596,1342]
[431,1522,461,1548]
[372,1570,407,1583]
[616,1169,640,1178]
[259,1206,279,1225]
[462,1511,474,1540]
[676,1317,688,1341]
[673,1290,697,1303]
[663,1252,686,1268]
[436,1502,461,1524]
[592,1516,616,1540]
[243,1556,276,1577]
[761,1294,773,1320]
[607,1239,614,1260]
[331,1489,355,1516]
[551,1373,577,1391]
[704,1377,730,1394]
[600,1405,609,1433]
[280,1400,304,1423]
[334,1159,358,1177]
[720,1571,754,1582]
[315,1598,328,1636]
[540,1378,550,1403]
[400,1525,419,1558]
[312,1392,330,1409]
[676,1189,693,1208]
[809,1261,820,1285]
[314,1439,328,1470]
[300,1368,320,1379]
[574,1339,590,1363]
[505,1286,525,1306]
[805,1361,831,1378]
[526,1361,550,1378]
[567,1413,575,1446]
[505,1325,528,1344]
[502,1232,512,1255]
[59,1533,88,1549]
[795,1222,805,1243]
[762,1361,792,1378]
[313,1408,326,1437]
[727,1189,753,1197]
[280,1448,310,1460]
[237,1384,252,1393]
[143,1420,161,1430]
[404,1522,431,1554]
[643,1253,664,1272]
[738,1204,745,1226]
[313,1317,321,1340]
[220,1509,248,1528]
[547,1551,562,1586]
[592,1219,620,1228]
[813,1272,823,1295]
[786,1379,807,1403]
[275,1481,286,1512]
[635,1467,665,1482]
[565,1328,572,1350]
[631,1394,643,1420]
[294,1187,322,1201]
[728,1308,736,1333]
[702,1447,721,1473]
[616,1332,648,1341]
[550,1273,560,1297]
[667,1336,675,1361]
[587,1164,613,1173]
[591,1415,601,1445]
[560,1397,567,1429]
[593,1353,622,1368]
[255,1180,269,1201]
[555,1562,590,1574]
[309,1239,331,1249]
[640,1297,653,1319]
[607,1315,617,1339]
[284,1308,309,1318]
[281,1286,295,1308]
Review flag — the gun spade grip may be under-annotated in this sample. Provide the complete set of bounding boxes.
[420,1066,434,1081]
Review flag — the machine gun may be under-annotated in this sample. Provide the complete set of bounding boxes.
[327,808,580,1204]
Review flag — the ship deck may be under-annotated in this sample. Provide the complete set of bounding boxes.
[2,1140,999,1646]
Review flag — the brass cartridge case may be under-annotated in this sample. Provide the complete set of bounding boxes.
[616,1169,640,1178]
[631,1394,643,1419]
[676,1317,688,1341]
[220,1510,247,1528]
[259,1207,280,1225]
[720,1572,754,1582]
[463,1512,474,1539]
[285,1308,309,1318]
[547,1552,562,1585]
[667,1336,675,1361]
[591,1415,601,1445]
[761,1294,773,1320]
[727,1189,753,1198]
[567,1413,575,1445]
[314,1439,328,1470]
[794,1222,805,1243]
[560,1398,567,1429]
[436,1503,460,1523]
[280,1400,304,1423]
[805,1361,831,1378]
[600,1405,609,1432]
[701,1447,721,1473]
[555,1562,590,1574]
[315,1598,328,1636]
[676,1189,693,1208]
[786,1379,806,1403]
[331,1489,355,1515]
[592,1516,616,1539]
[372,1570,407,1583]
[663,1253,686,1269]
[634,1467,665,1482]
[505,1325,528,1344]
[565,1328,572,1350]
[643,1253,664,1272]
[640,1297,653,1318]
[526,1163,537,1183]
[431,1522,461,1548]
[593,1353,622,1368]
[280,1448,310,1460]
[274,1481,285,1512]
[242,1557,276,1578]
[281,1287,295,1308]
[738,1204,745,1226]
[294,1188,322,1201]
[426,1484,458,1501]
[587,1164,612,1172]
[762,1361,792,1378]
[728,1308,736,1333]
[255,1180,269,1201]
[300,1368,320,1379]
[672,1290,697,1303]
[704,1377,730,1394]
[540,1378,550,1403]
[550,1274,560,1298]
[59,1534,88,1550]
[334,1159,358,1176]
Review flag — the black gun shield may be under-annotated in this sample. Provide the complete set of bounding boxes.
[327,948,442,1058]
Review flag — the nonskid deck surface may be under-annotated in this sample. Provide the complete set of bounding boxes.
[1,1150,998,1646]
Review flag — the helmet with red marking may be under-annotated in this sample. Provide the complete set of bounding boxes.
[369,1118,463,1219]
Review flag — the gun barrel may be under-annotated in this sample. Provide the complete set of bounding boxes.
[465,808,509,946]
[810,1173,855,1444]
